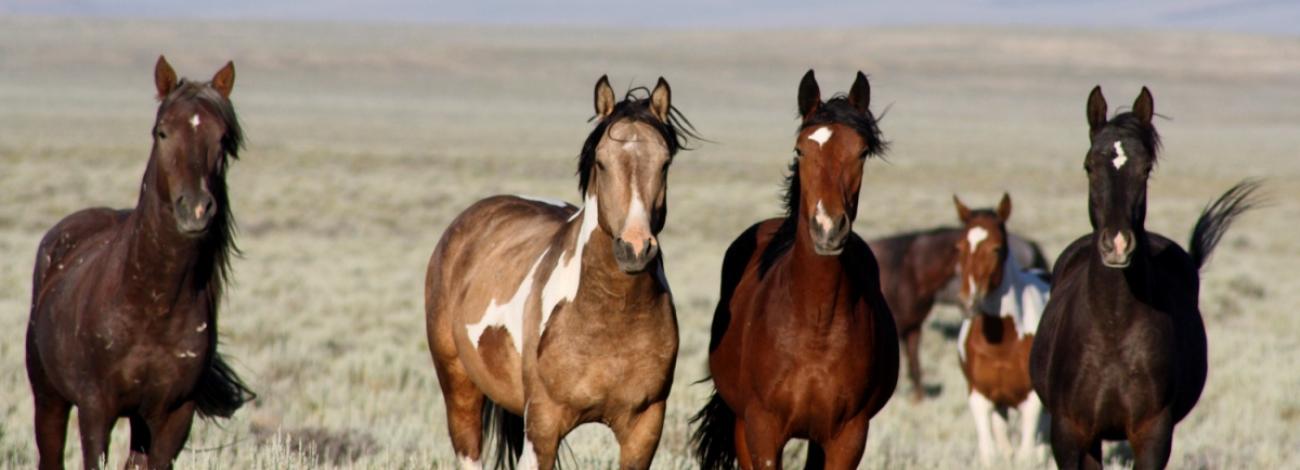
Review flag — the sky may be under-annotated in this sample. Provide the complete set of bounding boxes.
[4,0,1299,36]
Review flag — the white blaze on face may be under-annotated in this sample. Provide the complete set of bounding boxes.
[1112,141,1128,169]
[540,193,600,336]
[1113,231,1128,255]
[967,226,988,254]
[623,186,651,252]
[808,126,833,148]
[814,200,834,232]
[189,113,201,130]
[466,249,548,352]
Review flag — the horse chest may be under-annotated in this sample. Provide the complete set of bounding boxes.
[534,300,677,408]
[961,316,1033,406]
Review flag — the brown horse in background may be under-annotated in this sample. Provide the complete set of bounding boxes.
[1030,86,1261,469]
[25,56,255,470]
[952,194,1049,465]
[692,70,898,470]
[871,223,1048,401]
[425,76,695,470]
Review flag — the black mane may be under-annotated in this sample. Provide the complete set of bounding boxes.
[577,87,698,195]
[759,96,888,276]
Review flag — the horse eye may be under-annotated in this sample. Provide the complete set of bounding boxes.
[157,130,167,140]
[595,161,606,172]
[793,148,803,157]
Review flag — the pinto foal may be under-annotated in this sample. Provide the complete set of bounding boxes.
[953,194,1048,465]
[425,76,694,470]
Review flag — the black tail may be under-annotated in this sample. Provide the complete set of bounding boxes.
[690,386,738,470]
[1188,179,1263,270]
[481,398,524,470]
[195,353,256,419]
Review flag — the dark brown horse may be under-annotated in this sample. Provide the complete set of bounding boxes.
[425,76,694,469]
[952,194,1049,465]
[871,223,1048,401]
[692,70,898,470]
[25,56,254,470]
[1030,86,1261,469]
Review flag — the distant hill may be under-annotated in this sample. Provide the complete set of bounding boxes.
[4,0,1298,36]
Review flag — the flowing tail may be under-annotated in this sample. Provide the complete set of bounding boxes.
[481,398,524,470]
[1188,179,1263,270]
[690,385,738,470]
[195,353,256,419]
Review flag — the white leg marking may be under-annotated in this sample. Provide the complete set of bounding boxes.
[466,250,548,352]
[1016,395,1046,462]
[814,200,834,232]
[189,113,201,129]
[515,194,571,208]
[969,391,996,467]
[957,318,972,362]
[518,437,539,470]
[966,226,988,253]
[1112,141,1128,169]
[990,406,1014,458]
[808,126,832,148]
[457,454,483,470]
[540,193,599,336]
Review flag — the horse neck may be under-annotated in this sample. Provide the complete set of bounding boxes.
[123,160,214,311]
[566,200,664,316]
[788,213,852,327]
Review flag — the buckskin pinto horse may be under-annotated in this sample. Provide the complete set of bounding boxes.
[1030,86,1261,469]
[870,221,1048,401]
[25,56,254,470]
[951,194,1049,465]
[692,70,898,470]
[425,76,694,469]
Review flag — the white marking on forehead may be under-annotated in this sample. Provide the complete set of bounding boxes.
[467,249,547,352]
[516,194,570,208]
[1112,141,1128,169]
[814,200,834,231]
[539,193,600,336]
[967,226,989,253]
[189,114,201,129]
[808,127,833,148]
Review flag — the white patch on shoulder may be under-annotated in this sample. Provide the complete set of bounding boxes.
[540,193,599,336]
[189,114,201,129]
[808,126,833,148]
[516,194,570,208]
[467,249,548,352]
[967,226,988,253]
[814,200,833,231]
[1112,141,1128,169]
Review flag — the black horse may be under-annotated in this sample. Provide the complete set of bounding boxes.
[1030,85,1261,469]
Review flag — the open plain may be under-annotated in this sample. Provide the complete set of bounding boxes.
[1,17,1298,468]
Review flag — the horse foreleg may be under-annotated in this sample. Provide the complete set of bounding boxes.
[1128,410,1174,470]
[75,405,115,470]
[433,357,486,468]
[610,400,666,470]
[32,391,70,470]
[968,391,996,466]
[1015,396,1045,462]
[1048,414,1099,470]
[125,414,151,469]
[903,328,924,402]
[740,408,785,470]
[144,401,196,469]
[989,405,1014,458]
[817,412,870,470]
[519,398,577,470]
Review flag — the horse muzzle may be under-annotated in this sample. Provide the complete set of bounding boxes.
[810,213,850,256]
[614,234,659,273]
[1098,229,1134,268]
[174,192,216,236]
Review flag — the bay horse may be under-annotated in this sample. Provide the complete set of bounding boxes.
[425,76,695,469]
[692,70,898,470]
[25,56,255,470]
[951,193,1049,465]
[1029,86,1261,469]
[871,224,1048,401]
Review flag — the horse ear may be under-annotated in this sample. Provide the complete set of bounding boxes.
[953,195,972,224]
[211,61,236,99]
[1132,86,1154,126]
[650,77,672,122]
[798,69,820,120]
[594,75,616,118]
[155,55,177,99]
[1087,85,1107,137]
[997,192,1012,222]
[848,71,871,114]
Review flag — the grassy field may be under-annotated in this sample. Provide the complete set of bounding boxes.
[1,17,1298,468]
